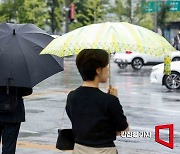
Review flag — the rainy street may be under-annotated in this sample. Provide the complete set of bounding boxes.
[15,57,180,154]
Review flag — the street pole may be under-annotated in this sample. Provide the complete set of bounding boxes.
[154,0,158,32]
[65,0,70,33]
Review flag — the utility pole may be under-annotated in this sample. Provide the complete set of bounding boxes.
[65,0,70,33]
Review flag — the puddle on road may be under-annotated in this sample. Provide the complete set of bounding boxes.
[163,98,180,102]
[19,131,45,138]
[19,132,40,137]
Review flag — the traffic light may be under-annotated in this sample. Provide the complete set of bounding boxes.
[69,4,75,22]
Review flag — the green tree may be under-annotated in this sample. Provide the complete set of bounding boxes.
[69,0,109,30]
[157,2,170,36]
[109,0,154,30]
[111,0,131,22]
[46,0,65,34]
[17,0,48,29]
[109,0,124,21]
[0,0,18,22]
[167,12,180,22]
[135,1,154,30]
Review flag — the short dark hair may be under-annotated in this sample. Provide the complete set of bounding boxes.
[76,49,109,81]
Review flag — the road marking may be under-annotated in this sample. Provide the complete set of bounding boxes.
[20,130,39,134]
[17,141,72,153]
[17,141,57,151]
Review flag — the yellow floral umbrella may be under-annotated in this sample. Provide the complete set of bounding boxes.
[41,22,175,57]
[41,22,175,76]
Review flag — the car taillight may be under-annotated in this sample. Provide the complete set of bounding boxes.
[125,51,132,54]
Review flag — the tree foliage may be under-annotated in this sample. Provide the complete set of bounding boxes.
[0,0,18,22]
[17,0,48,28]
[69,0,109,30]
[111,0,136,23]
[46,0,64,34]
[111,0,152,26]
[158,2,171,36]
[0,0,64,32]
[109,0,180,31]
[0,0,179,33]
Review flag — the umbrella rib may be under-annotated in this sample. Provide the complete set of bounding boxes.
[18,33,49,48]
[16,39,32,86]
[0,35,14,62]
[0,30,10,33]
[17,34,63,82]
[0,34,11,40]
[19,38,62,83]
[18,37,53,77]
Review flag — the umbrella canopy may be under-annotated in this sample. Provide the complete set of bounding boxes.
[0,23,63,88]
[40,22,175,57]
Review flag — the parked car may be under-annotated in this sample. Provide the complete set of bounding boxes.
[113,51,180,70]
[150,61,180,90]
[51,34,60,38]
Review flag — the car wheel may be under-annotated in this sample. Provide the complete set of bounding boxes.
[118,63,128,69]
[172,57,180,61]
[164,72,180,90]
[131,58,143,70]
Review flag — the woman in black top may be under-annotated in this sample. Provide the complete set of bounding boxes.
[66,49,129,154]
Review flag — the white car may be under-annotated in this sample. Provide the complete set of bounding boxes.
[113,51,180,70]
[51,34,60,38]
[150,61,180,90]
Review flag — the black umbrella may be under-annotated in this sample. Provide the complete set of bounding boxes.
[0,22,63,88]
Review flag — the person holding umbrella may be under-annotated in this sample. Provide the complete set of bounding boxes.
[66,49,129,154]
[0,22,64,154]
[0,86,32,154]
[173,31,180,50]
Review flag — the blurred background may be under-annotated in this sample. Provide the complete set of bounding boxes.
[0,0,179,44]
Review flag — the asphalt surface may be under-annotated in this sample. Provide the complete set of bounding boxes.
[1,57,179,154]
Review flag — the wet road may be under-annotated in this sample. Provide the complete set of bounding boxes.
[14,57,180,154]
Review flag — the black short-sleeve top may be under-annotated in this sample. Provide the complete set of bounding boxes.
[66,86,128,148]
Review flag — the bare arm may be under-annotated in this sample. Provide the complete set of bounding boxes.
[108,85,129,136]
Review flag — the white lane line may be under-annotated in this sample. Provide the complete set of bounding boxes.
[20,130,39,134]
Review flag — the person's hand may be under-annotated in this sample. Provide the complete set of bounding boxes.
[108,85,118,97]
[116,125,129,136]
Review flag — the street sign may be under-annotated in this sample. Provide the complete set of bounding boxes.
[168,0,180,11]
[141,0,180,13]
[141,1,155,13]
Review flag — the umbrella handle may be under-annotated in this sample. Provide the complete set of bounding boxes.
[109,54,111,87]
